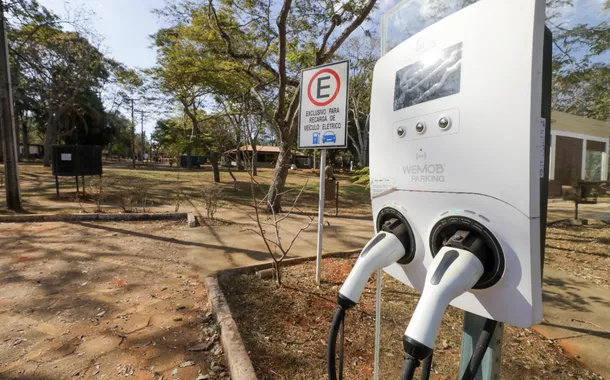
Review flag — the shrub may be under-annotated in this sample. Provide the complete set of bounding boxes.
[351,166,370,188]
[115,177,153,213]
[200,183,223,220]
[87,176,115,212]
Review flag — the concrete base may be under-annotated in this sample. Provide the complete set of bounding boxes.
[187,213,200,227]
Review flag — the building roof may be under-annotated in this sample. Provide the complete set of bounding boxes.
[226,145,280,153]
[242,145,280,153]
[225,145,309,157]
[552,111,610,139]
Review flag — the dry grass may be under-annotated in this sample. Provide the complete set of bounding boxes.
[1,162,371,215]
[220,254,601,380]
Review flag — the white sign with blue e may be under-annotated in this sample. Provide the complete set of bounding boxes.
[298,60,349,149]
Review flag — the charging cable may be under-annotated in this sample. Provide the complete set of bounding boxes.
[328,218,412,380]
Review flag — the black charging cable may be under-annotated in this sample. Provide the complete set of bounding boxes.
[399,352,434,380]
[400,353,420,380]
[420,352,433,380]
[460,318,498,380]
[327,306,346,380]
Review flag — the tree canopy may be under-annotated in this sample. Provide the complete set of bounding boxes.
[3,0,142,164]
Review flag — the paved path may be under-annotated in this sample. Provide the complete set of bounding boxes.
[180,206,373,276]
[535,267,610,379]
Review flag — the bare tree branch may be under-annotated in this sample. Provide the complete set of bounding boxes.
[318,0,377,63]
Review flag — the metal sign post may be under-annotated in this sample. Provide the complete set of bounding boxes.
[316,149,327,286]
[298,60,349,286]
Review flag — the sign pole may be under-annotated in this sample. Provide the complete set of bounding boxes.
[316,149,327,287]
[297,60,349,286]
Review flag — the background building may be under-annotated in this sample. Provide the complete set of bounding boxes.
[549,111,609,196]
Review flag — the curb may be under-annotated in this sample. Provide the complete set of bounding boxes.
[204,276,257,380]
[0,212,188,223]
[204,250,360,380]
[216,249,359,278]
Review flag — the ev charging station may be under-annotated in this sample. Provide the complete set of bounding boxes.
[327,0,552,378]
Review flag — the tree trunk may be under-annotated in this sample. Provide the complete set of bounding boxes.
[360,149,367,167]
[185,143,193,169]
[0,3,22,211]
[236,139,244,171]
[251,146,258,176]
[272,260,282,287]
[265,138,293,213]
[223,153,238,191]
[42,116,56,167]
[21,117,29,160]
[210,152,220,183]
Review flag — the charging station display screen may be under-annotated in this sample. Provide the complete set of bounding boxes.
[394,42,463,111]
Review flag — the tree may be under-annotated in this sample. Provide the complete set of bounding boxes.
[149,21,246,177]
[157,0,378,212]
[242,96,271,176]
[106,112,133,158]
[342,35,378,167]
[13,23,110,165]
[546,0,609,121]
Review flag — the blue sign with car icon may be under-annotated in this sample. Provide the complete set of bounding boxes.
[323,131,337,144]
[312,132,320,145]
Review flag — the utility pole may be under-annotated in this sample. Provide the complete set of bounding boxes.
[140,110,145,162]
[130,98,135,168]
[0,0,22,212]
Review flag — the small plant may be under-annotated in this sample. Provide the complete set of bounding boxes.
[174,173,183,212]
[115,177,153,213]
[248,173,314,286]
[351,166,370,188]
[87,176,114,213]
[200,183,223,220]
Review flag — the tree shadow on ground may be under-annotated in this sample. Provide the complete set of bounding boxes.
[0,221,227,380]
[542,276,610,313]
[541,322,610,341]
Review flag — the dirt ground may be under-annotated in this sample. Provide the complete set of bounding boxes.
[220,253,605,380]
[0,221,228,380]
[545,221,610,288]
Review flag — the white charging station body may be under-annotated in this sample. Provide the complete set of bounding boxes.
[370,0,547,328]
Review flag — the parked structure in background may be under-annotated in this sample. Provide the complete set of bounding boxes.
[549,111,610,197]
[19,144,44,158]
[224,146,311,169]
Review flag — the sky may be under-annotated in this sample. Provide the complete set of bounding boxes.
[38,0,167,69]
[37,0,608,135]
[37,0,168,135]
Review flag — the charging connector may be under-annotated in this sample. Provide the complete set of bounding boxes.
[338,230,406,307]
[329,216,415,380]
[403,230,489,360]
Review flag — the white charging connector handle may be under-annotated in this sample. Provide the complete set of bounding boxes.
[339,231,406,305]
[405,246,484,350]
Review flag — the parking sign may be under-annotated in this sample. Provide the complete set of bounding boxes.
[298,61,349,149]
